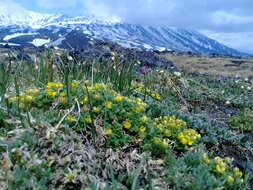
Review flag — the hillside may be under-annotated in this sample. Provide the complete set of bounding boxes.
[0,4,250,57]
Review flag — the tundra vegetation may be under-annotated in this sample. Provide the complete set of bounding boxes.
[0,51,252,190]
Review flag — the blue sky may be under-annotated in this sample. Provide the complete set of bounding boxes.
[3,0,253,53]
[14,0,85,16]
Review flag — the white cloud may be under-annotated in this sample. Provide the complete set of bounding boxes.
[36,0,77,9]
[211,11,253,25]
[201,30,253,53]
[80,0,177,25]
[0,0,26,14]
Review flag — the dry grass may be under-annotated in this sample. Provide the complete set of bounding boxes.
[160,53,253,78]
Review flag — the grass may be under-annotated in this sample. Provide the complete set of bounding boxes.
[0,50,252,189]
[160,52,253,78]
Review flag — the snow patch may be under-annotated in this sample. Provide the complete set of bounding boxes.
[0,42,20,46]
[3,32,37,41]
[30,38,50,47]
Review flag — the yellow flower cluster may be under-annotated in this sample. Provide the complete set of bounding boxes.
[26,89,40,95]
[71,80,80,89]
[19,94,35,103]
[47,82,63,89]
[66,116,77,123]
[45,89,57,99]
[104,101,113,109]
[131,81,161,101]
[92,106,101,113]
[135,98,147,111]
[177,129,201,146]
[46,82,64,99]
[154,137,170,148]
[8,89,40,109]
[19,94,35,109]
[83,83,112,92]
[233,167,243,178]
[154,116,187,137]
[132,82,144,92]
[201,154,244,185]
[140,115,149,123]
[202,153,211,164]
[214,156,227,173]
[8,96,19,103]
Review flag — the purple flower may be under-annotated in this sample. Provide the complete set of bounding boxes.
[218,74,225,79]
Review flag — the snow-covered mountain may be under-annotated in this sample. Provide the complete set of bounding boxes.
[0,3,250,57]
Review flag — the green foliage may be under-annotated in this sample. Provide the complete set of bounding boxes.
[229,109,253,132]
[164,152,249,190]
[0,60,12,103]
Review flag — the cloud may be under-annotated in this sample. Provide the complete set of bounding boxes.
[34,0,253,32]
[201,30,253,54]
[211,11,253,25]
[79,0,253,32]
[36,0,77,9]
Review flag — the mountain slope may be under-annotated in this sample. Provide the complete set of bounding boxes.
[0,3,250,57]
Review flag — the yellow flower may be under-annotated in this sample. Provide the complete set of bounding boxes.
[80,97,88,104]
[177,129,201,146]
[19,95,35,103]
[161,139,169,148]
[26,89,40,95]
[215,164,226,174]
[60,92,66,96]
[202,153,210,164]
[233,167,243,178]
[66,116,76,123]
[59,97,67,104]
[180,137,188,145]
[140,115,149,123]
[188,139,194,145]
[151,93,161,100]
[105,128,113,135]
[93,83,104,90]
[164,129,172,137]
[123,121,131,129]
[46,89,57,98]
[92,107,101,113]
[8,96,18,103]
[19,103,25,109]
[54,82,63,89]
[46,82,55,89]
[224,157,233,164]
[94,94,101,100]
[139,126,146,133]
[214,157,222,164]
[47,82,63,89]
[133,106,142,113]
[71,80,79,89]
[226,176,234,185]
[154,137,162,144]
[83,85,92,92]
[106,83,113,89]
[114,95,123,102]
[84,117,92,124]
[104,101,113,109]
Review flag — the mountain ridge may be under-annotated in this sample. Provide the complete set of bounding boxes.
[0,4,251,57]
